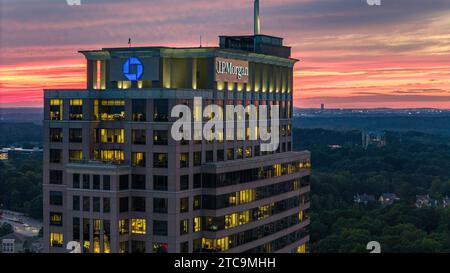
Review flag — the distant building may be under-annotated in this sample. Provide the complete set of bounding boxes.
[0,150,8,161]
[321,104,325,111]
[354,194,376,205]
[415,195,438,208]
[379,193,399,205]
[362,131,386,149]
[0,233,25,253]
[328,145,342,150]
[443,196,449,208]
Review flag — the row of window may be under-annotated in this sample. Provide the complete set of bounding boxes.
[49,99,292,121]
[202,160,311,188]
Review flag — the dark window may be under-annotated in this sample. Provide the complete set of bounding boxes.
[103,175,110,190]
[93,175,100,190]
[82,174,90,189]
[49,128,63,142]
[153,99,168,122]
[193,152,202,166]
[119,175,129,190]
[103,198,110,213]
[153,176,168,191]
[69,128,83,143]
[131,240,146,253]
[206,151,214,163]
[180,175,189,191]
[73,218,80,241]
[217,150,224,162]
[93,197,100,212]
[193,173,202,189]
[180,197,189,213]
[255,145,261,157]
[50,212,63,226]
[153,198,168,213]
[153,130,168,145]
[180,241,189,253]
[193,195,201,210]
[132,99,146,121]
[132,174,146,190]
[50,149,62,163]
[153,153,168,168]
[83,196,90,212]
[132,130,146,145]
[49,170,63,185]
[120,197,129,213]
[153,220,168,236]
[132,197,146,212]
[73,174,80,188]
[73,196,80,211]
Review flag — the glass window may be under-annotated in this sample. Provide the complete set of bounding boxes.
[69,128,83,143]
[131,240,146,253]
[194,217,201,233]
[132,174,146,190]
[49,191,63,206]
[93,197,100,212]
[49,170,63,184]
[217,150,225,162]
[50,232,63,247]
[99,100,125,121]
[83,196,90,212]
[49,128,63,142]
[227,148,234,160]
[93,175,100,190]
[153,198,168,213]
[180,219,189,235]
[69,150,83,162]
[153,153,168,168]
[193,195,201,210]
[69,99,83,120]
[180,153,189,168]
[97,129,124,144]
[120,175,129,190]
[103,198,110,213]
[103,175,110,190]
[82,174,90,189]
[153,220,168,236]
[193,173,202,189]
[50,212,63,226]
[193,152,202,166]
[94,149,124,163]
[180,175,189,191]
[180,197,189,213]
[49,149,62,163]
[73,174,80,188]
[153,130,168,145]
[50,99,63,120]
[132,99,146,121]
[132,130,146,145]
[153,176,168,191]
[73,196,80,211]
[153,99,168,122]
[132,197,146,212]
[131,219,147,235]
[119,219,129,235]
[132,152,146,167]
[206,151,213,163]
[120,197,129,212]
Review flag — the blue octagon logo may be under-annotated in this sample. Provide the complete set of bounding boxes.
[123,57,143,81]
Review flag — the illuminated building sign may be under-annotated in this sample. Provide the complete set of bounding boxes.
[215,57,249,83]
[123,57,144,81]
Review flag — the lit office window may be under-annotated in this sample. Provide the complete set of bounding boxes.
[69,150,83,162]
[180,219,189,235]
[193,217,201,233]
[50,99,63,120]
[131,219,147,235]
[69,99,83,120]
[50,232,64,248]
[50,212,63,226]
[94,149,124,163]
[97,129,124,143]
[98,100,125,121]
[119,219,129,235]
[132,152,146,167]
[153,153,168,168]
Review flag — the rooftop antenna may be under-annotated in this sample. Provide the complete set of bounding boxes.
[200,35,202,48]
[128,37,132,48]
[254,0,261,35]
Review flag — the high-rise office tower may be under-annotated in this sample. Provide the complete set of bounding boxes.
[43,1,311,253]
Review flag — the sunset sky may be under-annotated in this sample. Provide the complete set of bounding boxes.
[1,0,450,108]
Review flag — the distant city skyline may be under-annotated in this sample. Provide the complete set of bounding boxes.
[1,0,450,109]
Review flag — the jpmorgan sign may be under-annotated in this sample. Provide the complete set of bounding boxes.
[215,57,249,83]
